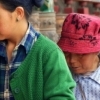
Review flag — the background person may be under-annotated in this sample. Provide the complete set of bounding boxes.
[58,13,100,100]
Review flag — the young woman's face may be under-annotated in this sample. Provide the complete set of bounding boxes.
[64,52,99,75]
[0,4,16,40]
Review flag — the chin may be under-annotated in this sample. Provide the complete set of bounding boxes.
[71,70,85,75]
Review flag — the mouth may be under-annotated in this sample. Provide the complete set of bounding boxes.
[70,66,80,71]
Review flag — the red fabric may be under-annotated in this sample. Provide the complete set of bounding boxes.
[58,13,100,53]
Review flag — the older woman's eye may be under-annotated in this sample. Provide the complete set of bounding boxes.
[77,54,85,57]
[64,53,70,57]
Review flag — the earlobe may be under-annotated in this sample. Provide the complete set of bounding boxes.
[16,18,19,22]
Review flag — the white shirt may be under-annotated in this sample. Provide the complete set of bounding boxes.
[74,66,100,100]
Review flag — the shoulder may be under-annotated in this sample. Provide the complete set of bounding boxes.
[30,34,64,61]
[33,34,61,52]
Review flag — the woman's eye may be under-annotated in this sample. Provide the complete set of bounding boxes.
[65,53,70,57]
[77,54,85,57]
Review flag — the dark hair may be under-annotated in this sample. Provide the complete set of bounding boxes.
[0,0,44,20]
[98,54,100,59]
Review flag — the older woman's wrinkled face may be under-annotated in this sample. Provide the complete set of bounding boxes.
[64,52,99,75]
[0,4,17,40]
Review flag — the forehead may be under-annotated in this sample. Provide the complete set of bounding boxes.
[64,52,98,55]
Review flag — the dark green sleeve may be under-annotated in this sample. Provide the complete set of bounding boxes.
[43,48,76,100]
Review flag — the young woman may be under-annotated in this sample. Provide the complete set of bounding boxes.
[58,13,100,100]
[0,0,76,100]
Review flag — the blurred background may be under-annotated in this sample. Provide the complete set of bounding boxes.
[29,0,100,43]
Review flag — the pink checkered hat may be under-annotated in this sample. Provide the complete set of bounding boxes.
[57,13,100,54]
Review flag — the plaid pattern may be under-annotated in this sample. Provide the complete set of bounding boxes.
[0,24,39,100]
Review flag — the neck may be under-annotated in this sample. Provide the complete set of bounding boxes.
[8,21,28,47]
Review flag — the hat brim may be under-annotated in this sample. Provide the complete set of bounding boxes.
[57,37,100,54]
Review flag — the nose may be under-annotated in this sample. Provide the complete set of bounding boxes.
[68,54,78,64]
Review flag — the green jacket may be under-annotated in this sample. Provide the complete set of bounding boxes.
[10,34,76,100]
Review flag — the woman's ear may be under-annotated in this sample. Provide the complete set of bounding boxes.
[15,7,25,21]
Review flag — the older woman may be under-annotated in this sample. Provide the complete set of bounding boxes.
[58,13,100,100]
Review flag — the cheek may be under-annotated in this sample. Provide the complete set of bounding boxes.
[0,24,12,40]
[81,58,98,71]
[0,21,11,34]
[0,15,12,28]
[82,61,91,70]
